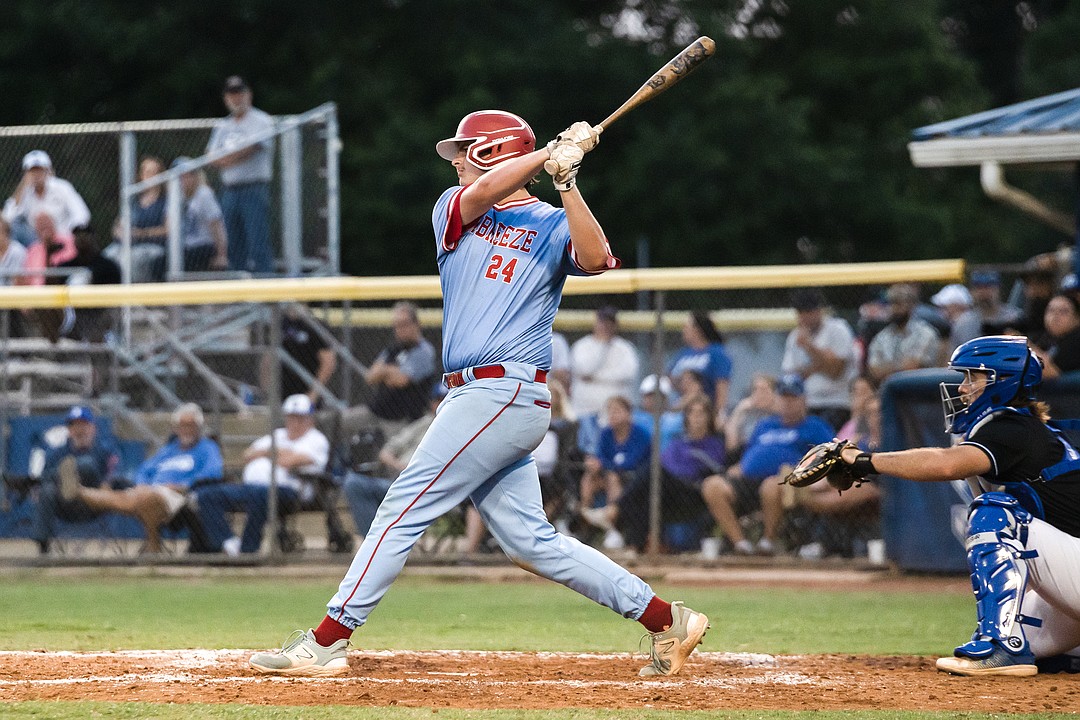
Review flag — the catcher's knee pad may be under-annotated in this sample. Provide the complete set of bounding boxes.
[956,492,1040,660]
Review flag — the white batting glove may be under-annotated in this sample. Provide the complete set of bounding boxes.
[546,142,584,192]
[556,121,601,153]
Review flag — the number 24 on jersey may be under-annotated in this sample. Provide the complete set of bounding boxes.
[484,254,518,284]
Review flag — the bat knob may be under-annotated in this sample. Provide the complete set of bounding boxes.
[543,159,559,175]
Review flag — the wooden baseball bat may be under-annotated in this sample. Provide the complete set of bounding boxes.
[545,36,716,174]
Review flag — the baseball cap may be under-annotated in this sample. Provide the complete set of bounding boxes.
[931,284,973,308]
[22,150,52,171]
[970,270,1000,287]
[66,405,95,424]
[639,373,674,398]
[282,394,314,415]
[776,374,805,397]
[223,75,249,93]
[791,288,825,311]
[1062,273,1079,292]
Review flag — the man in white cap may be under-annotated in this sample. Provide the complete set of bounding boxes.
[2,150,90,247]
[931,283,982,357]
[195,394,329,555]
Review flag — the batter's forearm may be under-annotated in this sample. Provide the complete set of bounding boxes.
[561,190,610,271]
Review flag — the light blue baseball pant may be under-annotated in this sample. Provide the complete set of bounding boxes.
[327,364,656,628]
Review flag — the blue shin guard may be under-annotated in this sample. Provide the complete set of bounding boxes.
[954,492,1039,664]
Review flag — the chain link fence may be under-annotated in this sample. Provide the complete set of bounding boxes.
[0,104,339,290]
[0,262,994,566]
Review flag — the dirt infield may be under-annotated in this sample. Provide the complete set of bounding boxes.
[1,649,1078,712]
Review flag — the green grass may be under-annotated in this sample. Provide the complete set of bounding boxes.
[2,705,1073,720]
[0,572,971,655]
[0,571,995,720]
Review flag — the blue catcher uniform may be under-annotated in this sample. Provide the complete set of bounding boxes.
[326,176,658,632]
[936,335,1080,676]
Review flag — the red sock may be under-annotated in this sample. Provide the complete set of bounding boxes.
[313,615,353,646]
[638,596,673,633]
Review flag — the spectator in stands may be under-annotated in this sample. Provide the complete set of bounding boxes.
[634,374,682,453]
[276,306,337,406]
[837,374,879,444]
[73,403,223,554]
[2,150,90,247]
[1015,255,1057,337]
[588,396,726,554]
[207,75,274,274]
[197,394,329,555]
[672,368,711,412]
[1031,293,1080,380]
[536,377,577,533]
[969,270,1022,336]
[30,405,121,555]
[701,374,833,556]
[128,155,168,244]
[173,157,229,273]
[931,283,982,358]
[725,373,778,460]
[366,301,438,429]
[865,283,941,383]
[568,306,640,418]
[103,156,170,282]
[0,217,27,285]
[781,288,858,430]
[22,212,78,342]
[344,385,442,537]
[549,331,571,393]
[667,310,732,422]
[579,395,651,549]
[57,224,121,345]
[343,384,488,555]
[22,212,77,287]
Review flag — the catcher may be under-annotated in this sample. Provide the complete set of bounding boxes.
[786,335,1080,677]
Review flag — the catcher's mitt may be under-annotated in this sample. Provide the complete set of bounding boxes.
[783,439,865,492]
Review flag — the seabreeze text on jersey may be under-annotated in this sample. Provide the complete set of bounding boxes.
[472,215,536,253]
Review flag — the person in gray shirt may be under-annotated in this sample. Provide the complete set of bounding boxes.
[172,157,228,272]
[206,76,274,274]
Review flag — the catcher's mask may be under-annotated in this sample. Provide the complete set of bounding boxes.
[940,335,1042,434]
[436,110,536,171]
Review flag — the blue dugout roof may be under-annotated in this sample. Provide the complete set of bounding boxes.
[912,86,1080,141]
[909,87,1080,167]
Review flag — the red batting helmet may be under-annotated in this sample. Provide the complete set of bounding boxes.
[436,110,536,170]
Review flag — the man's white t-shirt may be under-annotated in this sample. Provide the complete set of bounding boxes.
[242,426,329,501]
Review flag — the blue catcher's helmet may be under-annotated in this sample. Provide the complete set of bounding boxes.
[940,335,1042,434]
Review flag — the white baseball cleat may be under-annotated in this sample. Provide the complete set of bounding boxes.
[249,629,349,677]
[638,601,710,677]
[935,646,1037,677]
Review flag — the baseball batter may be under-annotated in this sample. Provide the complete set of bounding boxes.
[250,110,708,678]
[824,335,1080,676]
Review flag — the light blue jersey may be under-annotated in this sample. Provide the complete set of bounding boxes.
[433,186,600,372]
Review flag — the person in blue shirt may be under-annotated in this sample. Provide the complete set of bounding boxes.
[31,405,120,555]
[586,396,727,553]
[701,374,833,556]
[579,396,650,548]
[76,403,223,553]
[667,310,733,422]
